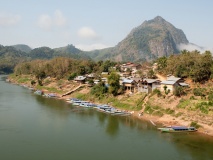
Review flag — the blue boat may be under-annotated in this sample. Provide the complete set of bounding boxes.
[158,126,197,132]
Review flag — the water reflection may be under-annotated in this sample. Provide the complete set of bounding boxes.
[106,115,119,136]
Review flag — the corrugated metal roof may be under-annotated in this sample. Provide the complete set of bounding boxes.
[167,76,181,82]
[179,83,189,86]
[161,80,176,85]
[122,79,134,83]
[143,78,160,84]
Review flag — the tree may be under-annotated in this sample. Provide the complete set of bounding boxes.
[174,86,185,97]
[156,56,167,72]
[90,81,108,98]
[108,72,120,96]
[35,70,46,86]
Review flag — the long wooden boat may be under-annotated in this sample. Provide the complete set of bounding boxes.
[158,126,197,133]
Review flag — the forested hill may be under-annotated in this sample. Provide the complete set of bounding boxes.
[88,16,189,62]
[0,44,90,74]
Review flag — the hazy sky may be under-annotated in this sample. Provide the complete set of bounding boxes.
[0,0,212,51]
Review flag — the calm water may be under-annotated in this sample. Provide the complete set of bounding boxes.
[0,75,213,160]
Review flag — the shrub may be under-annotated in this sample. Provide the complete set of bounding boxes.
[152,110,164,117]
[174,86,185,97]
[165,108,175,114]
[208,92,213,101]
[152,88,162,97]
[190,121,201,129]
[31,80,36,86]
[177,99,190,109]
[193,88,206,96]
[68,73,77,81]
[190,96,196,100]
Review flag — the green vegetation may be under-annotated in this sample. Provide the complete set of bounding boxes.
[108,72,120,96]
[156,51,213,83]
[90,82,108,99]
[177,99,191,109]
[190,121,201,129]
[193,87,206,97]
[174,86,186,97]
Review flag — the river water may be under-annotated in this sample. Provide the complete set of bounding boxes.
[0,75,213,160]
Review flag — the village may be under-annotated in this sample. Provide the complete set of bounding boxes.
[73,62,189,95]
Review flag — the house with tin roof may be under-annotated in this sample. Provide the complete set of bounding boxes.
[121,78,137,93]
[137,78,161,93]
[160,75,189,93]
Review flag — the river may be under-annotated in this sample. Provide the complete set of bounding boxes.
[0,75,213,160]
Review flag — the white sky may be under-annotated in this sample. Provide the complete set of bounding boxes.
[0,0,212,51]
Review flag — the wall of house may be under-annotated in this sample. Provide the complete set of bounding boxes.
[160,84,174,92]
[152,83,161,91]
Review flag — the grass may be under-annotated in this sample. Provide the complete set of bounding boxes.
[17,78,30,83]
[165,108,175,115]
[177,99,191,109]
[175,112,183,117]
[36,85,63,94]
[152,110,164,117]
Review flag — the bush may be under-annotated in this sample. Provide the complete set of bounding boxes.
[165,108,175,114]
[195,102,209,114]
[190,121,201,129]
[190,96,196,100]
[174,86,185,97]
[68,73,77,81]
[177,99,190,109]
[193,88,206,96]
[31,80,36,86]
[152,110,164,117]
[152,89,162,97]
[208,92,213,101]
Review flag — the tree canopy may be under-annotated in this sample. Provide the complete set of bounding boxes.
[156,50,213,82]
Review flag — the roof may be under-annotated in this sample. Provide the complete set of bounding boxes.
[161,80,177,85]
[179,83,189,87]
[122,79,135,84]
[167,76,181,82]
[74,76,86,81]
[132,78,142,83]
[143,78,160,84]
[171,126,188,130]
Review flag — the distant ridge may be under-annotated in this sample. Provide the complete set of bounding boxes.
[12,44,32,53]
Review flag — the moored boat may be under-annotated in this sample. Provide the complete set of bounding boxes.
[34,90,43,95]
[158,126,197,133]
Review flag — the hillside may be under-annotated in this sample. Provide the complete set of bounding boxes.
[0,44,90,74]
[0,45,30,73]
[89,16,189,62]
[12,44,32,53]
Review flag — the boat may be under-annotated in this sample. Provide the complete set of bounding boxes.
[94,104,113,112]
[83,103,97,108]
[44,93,57,98]
[158,126,197,133]
[34,90,43,95]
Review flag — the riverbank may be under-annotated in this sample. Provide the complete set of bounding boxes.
[7,75,213,137]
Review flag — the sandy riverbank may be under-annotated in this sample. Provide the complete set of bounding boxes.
[130,110,213,137]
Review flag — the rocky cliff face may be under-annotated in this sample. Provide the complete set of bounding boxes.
[90,16,189,62]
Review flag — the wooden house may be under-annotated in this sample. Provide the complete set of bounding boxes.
[122,79,137,93]
[138,79,161,93]
[160,80,179,93]
[74,76,86,84]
